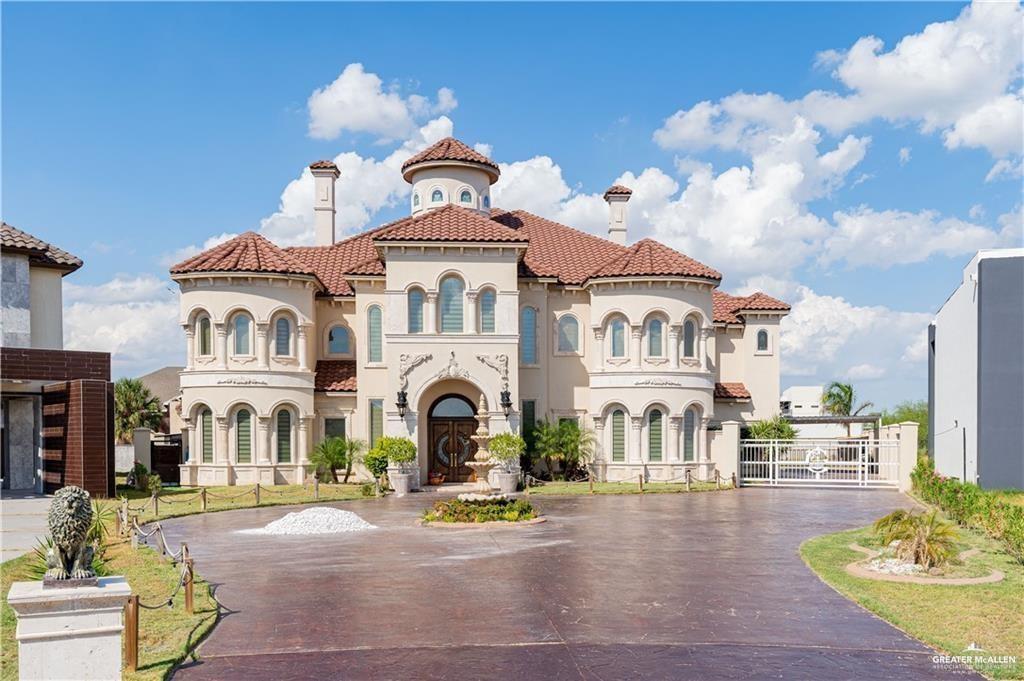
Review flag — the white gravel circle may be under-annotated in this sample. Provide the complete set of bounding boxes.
[239,507,376,535]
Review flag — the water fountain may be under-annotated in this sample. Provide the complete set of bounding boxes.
[459,394,504,501]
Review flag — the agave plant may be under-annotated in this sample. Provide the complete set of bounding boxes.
[87,500,116,549]
[873,509,958,569]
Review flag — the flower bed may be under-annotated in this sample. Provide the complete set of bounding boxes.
[422,498,537,524]
[911,459,1024,564]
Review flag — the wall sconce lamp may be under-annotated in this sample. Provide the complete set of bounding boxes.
[396,391,409,418]
[500,389,513,417]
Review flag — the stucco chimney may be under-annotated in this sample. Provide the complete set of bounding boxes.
[603,184,632,245]
[310,160,340,246]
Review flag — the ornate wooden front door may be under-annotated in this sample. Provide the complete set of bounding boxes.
[429,419,477,482]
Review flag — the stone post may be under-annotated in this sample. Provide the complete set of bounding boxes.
[7,577,132,681]
[712,420,741,483]
[897,421,919,492]
[215,416,229,465]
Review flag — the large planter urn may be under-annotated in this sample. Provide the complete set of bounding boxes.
[494,471,519,494]
[389,467,415,496]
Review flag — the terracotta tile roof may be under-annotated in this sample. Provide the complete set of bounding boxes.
[1,222,82,272]
[491,209,627,284]
[285,218,404,295]
[309,160,339,172]
[401,137,499,178]
[375,204,526,243]
[713,291,791,324]
[715,382,751,400]
[315,360,357,392]
[170,231,317,278]
[603,184,633,200]
[589,238,721,282]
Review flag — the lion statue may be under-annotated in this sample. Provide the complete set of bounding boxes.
[44,486,95,580]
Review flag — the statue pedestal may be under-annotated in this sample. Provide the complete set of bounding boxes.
[7,576,131,680]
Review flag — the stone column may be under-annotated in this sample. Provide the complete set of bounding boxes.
[215,416,229,464]
[183,325,195,370]
[699,327,711,371]
[297,325,309,371]
[297,416,311,483]
[700,417,711,461]
[257,416,272,464]
[630,324,642,369]
[215,323,228,369]
[255,323,269,369]
[668,325,681,369]
[629,415,643,463]
[425,292,438,334]
[466,290,478,334]
[668,416,682,461]
[592,328,605,372]
[592,417,605,463]
[897,421,920,492]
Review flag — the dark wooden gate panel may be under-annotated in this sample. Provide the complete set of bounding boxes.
[151,436,182,485]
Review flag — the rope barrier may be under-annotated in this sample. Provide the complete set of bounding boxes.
[204,488,257,501]
[137,562,190,610]
[156,493,204,506]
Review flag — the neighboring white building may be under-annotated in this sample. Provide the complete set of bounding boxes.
[930,249,1024,490]
[172,138,790,487]
[780,385,872,438]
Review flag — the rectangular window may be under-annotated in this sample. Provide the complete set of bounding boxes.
[479,291,495,333]
[368,307,383,362]
[521,308,537,364]
[236,410,251,464]
[325,417,346,440]
[276,411,292,463]
[611,411,625,462]
[559,416,577,427]
[369,400,384,448]
[648,322,663,357]
[234,317,250,355]
[648,411,663,462]
[275,320,290,356]
[521,400,536,453]
[408,290,424,334]
[683,410,695,462]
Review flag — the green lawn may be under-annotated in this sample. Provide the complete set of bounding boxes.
[801,524,1024,680]
[527,480,731,495]
[1,539,218,681]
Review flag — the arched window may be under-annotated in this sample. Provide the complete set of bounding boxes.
[235,409,252,464]
[647,319,664,357]
[408,288,424,334]
[200,408,213,463]
[439,276,464,333]
[520,307,537,364]
[610,318,626,358]
[557,315,579,353]
[274,318,291,356]
[683,319,697,358]
[648,409,663,462]
[683,408,697,462]
[757,329,769,352]
[460,189,472,204]
[276,410,292,463]
[413,192,420,207]
[232,314,252,355]
[431,189,444,203]
[367,306,383,362]
[328,325,350,355]
[197,316,212,356]
[479,289,496,333]
[611,410,625,462]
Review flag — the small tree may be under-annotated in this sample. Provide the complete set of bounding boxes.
[532,421,562,479]
[113,378,162,443]
[489,433,526,473]
[374,436,417,470]
[362,448,389,480]
[310,437,349,483]
[747,415,798,440]
[532,420,595,480]
[882,400,928,454]
[823,381,875,436]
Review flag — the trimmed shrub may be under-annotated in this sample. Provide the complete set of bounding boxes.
[489,433,526,472]
[912,458,1024,564]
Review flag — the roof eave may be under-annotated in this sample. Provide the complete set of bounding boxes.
[171,270,324,291]
[401,159,500,184]
[583,274,721,288]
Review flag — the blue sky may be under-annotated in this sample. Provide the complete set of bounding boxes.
[3,2,1022,408]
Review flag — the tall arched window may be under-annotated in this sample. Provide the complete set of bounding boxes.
[276,410,292,463]
[479,289,496,333]
[647,319,664,357]
[408,288,424,334]
[757,329,769,352]
[611,410,625,462]
[520,307,537,364]
[557,315,579,353]
[274,318,291,356]
[610,318,626,358]
[197,317,212,356]
[236,409,252,464]
[367,306,383,362]
[233,314,252,355]
[460,189,472,204]
[328,326,350,355]
[413,193,420,207]
[648,409,663,462]
[200,408,213,464]
[439,276,464,333]
[483,195,490,209]
[683,319,697,358]
[683,408,697,462]
[431,189,444,203]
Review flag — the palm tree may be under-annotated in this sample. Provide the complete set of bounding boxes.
[113,378,162,444]
[822,381,874,436]
[341,438,366,483]
[532,420,596,480]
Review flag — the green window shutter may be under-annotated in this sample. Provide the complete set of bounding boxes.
[683,410,695,462]
[479,290,495,333]
[236,410,252,463]
[684,321,696,358]
[325,418,346,440]
[408,290,424,333]
[275,319,290,356]
[611,410,625,462]
[369,400,383,448]
[439,276,464,333]
[276,410,292,463]
[611,320,625,357]
[520,307,537,364]
[648,320,663,356]
[648,410,663,462]
[201,409,213,463]
[234,315,250,355]
[558,316,578,353]
[368,307,383,362]
[199,318,211,355]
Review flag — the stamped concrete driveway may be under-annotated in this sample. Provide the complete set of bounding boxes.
[164,489,972,681]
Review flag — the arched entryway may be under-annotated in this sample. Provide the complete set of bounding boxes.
[427,394,478,482]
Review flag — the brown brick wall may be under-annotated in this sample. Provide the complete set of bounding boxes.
[41,379,114,498]
[1,347,110,383]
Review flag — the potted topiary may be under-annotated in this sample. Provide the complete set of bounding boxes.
[489,432,526,494]
[377,436,417,496]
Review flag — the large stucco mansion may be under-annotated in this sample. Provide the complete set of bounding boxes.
[172,137,789,487]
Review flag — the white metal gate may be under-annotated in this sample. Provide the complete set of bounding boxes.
[739,439,899,488]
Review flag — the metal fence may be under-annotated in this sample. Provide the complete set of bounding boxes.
[739,439,899,488]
